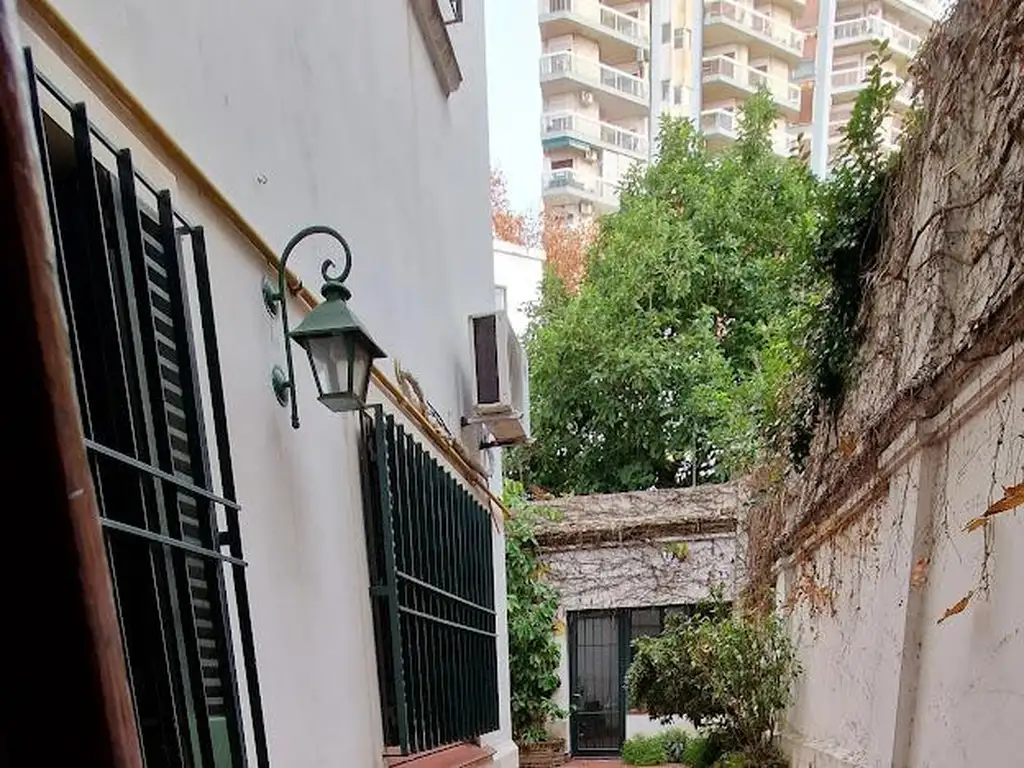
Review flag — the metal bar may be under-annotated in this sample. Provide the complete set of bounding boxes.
[100,520,247,570]
[386,607,500,679]
[155,189,217,767]
[189,226,260,766]
[84,438,240,509]
[35,71,195,229]
[395,571,495,617]
[378,411,410,753]
[406,431,427,752]
[71,101,194,763]
[23,48,94,438]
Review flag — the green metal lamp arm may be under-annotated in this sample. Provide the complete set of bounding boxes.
[263,225,353,429]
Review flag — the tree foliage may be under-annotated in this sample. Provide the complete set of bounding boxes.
[512,93,820,494]
[504,481,565,744]
[627,605,799,764]
[490,169,595,292]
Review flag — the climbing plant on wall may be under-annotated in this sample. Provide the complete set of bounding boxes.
[504,480,566,745]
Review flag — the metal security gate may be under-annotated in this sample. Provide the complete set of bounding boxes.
[569,611,626,755]
[359,407,500,755]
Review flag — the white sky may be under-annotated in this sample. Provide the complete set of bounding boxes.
[485,0,543,214]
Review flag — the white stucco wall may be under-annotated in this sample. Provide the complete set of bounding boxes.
[493,238,545,336]
[780,344,1024,768]
[21,2,516,766]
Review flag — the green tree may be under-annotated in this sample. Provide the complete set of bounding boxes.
[512,92,820,494]
[627,607,799,765]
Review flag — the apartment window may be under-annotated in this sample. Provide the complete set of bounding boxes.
[661,22,671,43]
[674,85,684,105]
[673,27,688,49]
[24,53,266,766]
[661,79,671,101]
[551,158,575,170]
[495,285,508,311]
[360,409,499,754]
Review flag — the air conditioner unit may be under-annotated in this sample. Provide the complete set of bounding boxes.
[580,90,595,106]
[584,147,598,162]
[579,201,594,215]
[467,310,530,446]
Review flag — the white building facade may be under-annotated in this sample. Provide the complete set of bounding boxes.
[14,0,516,765]
[494,239,546,336]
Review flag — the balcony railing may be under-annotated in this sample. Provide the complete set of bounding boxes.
[539,0,650,47]
[704,0,805,55]
[702,56,801,110]
[828,120,900,151]
[701,108,738,137]
[834,16,922,56]
[703,109,792,154]
[893,0,944,21]
[539,51,649,103]
[542,111,649,157]
[831,66,913,104]
[542,169,621,204]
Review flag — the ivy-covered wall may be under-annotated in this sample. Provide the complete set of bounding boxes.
[775,2,1024,766]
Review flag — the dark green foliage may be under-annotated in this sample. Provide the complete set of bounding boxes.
[504,481,566,744]
[663,727,690,763]
[682,733,728,768]
[627,604,800,761]
[622,733,668,766]
[791,46,901,466]
[513,91,820,494]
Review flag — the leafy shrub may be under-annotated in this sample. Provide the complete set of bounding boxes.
[621,733,667,766]
[662,727,689,763]
[504,481,566,744]
[627,601,800,759]
[681,733,727,768]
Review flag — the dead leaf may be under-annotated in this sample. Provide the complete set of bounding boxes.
[937,591,973,624]
[963,517,988,533]
[910,557,930,588]
[838,435,859,457]
[983,483,1024,518]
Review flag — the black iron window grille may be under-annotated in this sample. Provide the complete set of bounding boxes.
[24,49,268,767]
[359,407,500,755]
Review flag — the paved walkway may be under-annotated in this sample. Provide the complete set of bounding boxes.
[565,760,625,767]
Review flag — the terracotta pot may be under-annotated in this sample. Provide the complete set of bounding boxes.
[517,738,567,768]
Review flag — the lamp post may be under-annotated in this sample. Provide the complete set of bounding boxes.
[262,225,385,429]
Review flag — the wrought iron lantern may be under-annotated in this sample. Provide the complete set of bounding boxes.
[263,225,384,428]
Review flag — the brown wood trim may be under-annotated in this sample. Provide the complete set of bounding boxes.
[408,0,463,96]
[0,1,142,763]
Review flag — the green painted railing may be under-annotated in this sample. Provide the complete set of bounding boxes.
[360,408,499,755]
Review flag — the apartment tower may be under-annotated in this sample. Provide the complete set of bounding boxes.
[538,0,944,225]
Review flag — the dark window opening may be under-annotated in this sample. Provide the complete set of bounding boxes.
[26,50,267,767]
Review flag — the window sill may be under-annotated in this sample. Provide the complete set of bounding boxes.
[385,743,493,768]
[408,0,463,96]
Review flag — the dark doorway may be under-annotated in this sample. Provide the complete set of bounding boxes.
[568,611,625,755]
